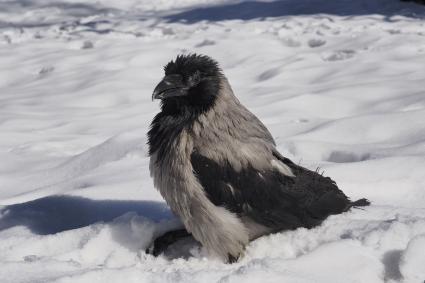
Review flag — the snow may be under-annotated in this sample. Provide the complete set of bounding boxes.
[1,0,425,282]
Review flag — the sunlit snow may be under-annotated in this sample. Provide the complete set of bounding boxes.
[1,0,425,282]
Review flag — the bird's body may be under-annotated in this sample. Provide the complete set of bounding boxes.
[148,54,369,262]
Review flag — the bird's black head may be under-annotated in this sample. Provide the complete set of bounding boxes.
[152,54,222,113]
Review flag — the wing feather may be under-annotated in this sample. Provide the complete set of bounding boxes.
[191,150,353,231]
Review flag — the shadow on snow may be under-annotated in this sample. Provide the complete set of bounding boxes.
[165,0,425,23]
[0,195,173,235]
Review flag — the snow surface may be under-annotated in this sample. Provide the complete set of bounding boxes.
[1,0,425,282]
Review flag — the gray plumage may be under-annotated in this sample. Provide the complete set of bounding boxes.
[147,54,369,262]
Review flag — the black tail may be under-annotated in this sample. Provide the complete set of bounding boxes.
[347,198,370,210]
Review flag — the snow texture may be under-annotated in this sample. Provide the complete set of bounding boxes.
[1,0,425,282]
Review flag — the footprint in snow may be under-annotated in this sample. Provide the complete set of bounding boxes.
[81,40,94,49]
[321,50,356,62]
[161,27,175,36]
[327,150,371,163]
[195,39,215,48]
[308,38,326,48]
[257,67,280,81]
[39,66,54,76]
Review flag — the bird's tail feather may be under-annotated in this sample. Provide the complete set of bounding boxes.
[347,198,371,210]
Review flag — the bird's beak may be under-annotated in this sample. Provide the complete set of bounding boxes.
[152,74,187,100]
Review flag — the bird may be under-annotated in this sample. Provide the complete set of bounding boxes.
[147,53,370,263]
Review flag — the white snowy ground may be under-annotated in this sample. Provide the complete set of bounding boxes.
[1,0,425,282]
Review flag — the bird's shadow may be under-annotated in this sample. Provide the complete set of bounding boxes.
[0,195,173,235]
[0,195,201,260]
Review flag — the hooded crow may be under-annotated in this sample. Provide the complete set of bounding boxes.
[147,54,369,263]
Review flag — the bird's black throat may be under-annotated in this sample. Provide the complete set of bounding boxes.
[148,53,223,158]
[148,76,221,157]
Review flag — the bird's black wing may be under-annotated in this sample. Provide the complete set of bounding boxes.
[191,150,366,231]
